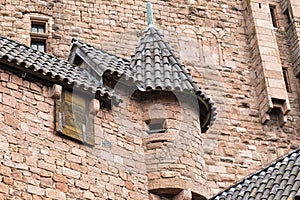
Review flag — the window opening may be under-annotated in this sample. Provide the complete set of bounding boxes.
[145,118,166,134]
[284,8,292,24]
[31,24,45,33]
[31,40,46,52]
[269,5,278,27]
[282,68,292,92]
[30,18,49,52]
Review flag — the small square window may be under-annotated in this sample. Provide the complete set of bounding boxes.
[31,40,46,52]
[145,118,166,134]
[30,18,49,53]
[31,24,45,33]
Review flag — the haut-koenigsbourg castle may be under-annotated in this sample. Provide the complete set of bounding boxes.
[0,0,300,199]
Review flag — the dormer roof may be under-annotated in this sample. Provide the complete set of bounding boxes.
[69,39,131,78]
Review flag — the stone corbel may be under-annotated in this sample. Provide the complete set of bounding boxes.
[90,99,100,115]
[50,84,62,99]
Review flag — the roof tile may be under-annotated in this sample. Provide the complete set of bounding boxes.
[211,148,300,200]
[70,39,131,78]
[0,35,119,103]
[130,26,216,132]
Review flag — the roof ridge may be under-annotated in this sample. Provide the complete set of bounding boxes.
[71,38,130,64]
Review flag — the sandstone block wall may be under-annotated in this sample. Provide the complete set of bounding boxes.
[0,67,151,199]
[0,0,299,198]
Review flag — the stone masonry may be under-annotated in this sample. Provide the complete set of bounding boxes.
[0,0,300,199]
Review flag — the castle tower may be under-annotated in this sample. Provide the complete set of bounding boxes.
[127,2,216,199]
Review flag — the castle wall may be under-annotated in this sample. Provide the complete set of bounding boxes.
[0,67,149,199]
[0,0,299,198]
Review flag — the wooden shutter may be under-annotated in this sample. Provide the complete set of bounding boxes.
[55,90,95,145]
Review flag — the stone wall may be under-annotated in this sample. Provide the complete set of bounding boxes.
[0,66,151,199]
[0,0,299,198]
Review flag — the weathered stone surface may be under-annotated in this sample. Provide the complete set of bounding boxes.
[0,0,299,199]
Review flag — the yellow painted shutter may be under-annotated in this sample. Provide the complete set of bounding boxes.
[55,90,95,145]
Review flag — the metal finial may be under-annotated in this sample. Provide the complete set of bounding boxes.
[147,1,154,27]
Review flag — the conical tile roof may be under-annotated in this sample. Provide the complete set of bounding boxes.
[130,26,199,92]
[129,2,216,132]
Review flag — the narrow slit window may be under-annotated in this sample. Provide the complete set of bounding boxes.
[269,5,278,27]
[145,119,166,134]
[283,68,292,93]
[283,8,292,24]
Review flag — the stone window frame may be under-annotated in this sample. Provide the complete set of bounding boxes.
[29,16,50,52]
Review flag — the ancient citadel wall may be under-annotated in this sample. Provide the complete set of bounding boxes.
[0,0,299,197]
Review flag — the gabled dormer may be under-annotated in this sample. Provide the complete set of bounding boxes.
[68,39,131,89]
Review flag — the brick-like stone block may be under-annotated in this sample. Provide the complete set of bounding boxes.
[0,165,11,176]
[37,160,56,172]
[55,182,68,192]
[27,185,45,196]
[83,190,95,199]
[161,170,177,178]
[71,147,86,157]
[66,153,81,164]
[0,182,9,194]
[62,167,81,179]
[75,180,89,190]
[46,188,66,200]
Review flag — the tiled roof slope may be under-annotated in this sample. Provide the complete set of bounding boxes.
[130,26,216,132]
[70,39,131,78]
[0,35,119,103]
[210,148,300,200]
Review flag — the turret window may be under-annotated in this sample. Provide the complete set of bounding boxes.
[145,118,166,134]
[283,8,292,24]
